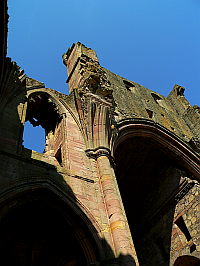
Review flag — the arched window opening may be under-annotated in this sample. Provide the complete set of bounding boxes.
[151,92,162,104]
[146,108,153,118]
[23,93,62,157]
[55,146,62,165]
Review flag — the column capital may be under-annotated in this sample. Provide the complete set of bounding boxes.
[85,147,115,166]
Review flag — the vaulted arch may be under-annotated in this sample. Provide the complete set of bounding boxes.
[22,89,87,163]
[26,89,85,141]
[113,119,199,179]
[112,119,200,265]
[26,91,63,134]
[0,177,104,265]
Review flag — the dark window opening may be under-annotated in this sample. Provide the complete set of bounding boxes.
[146,109,153,118]
[175,216,192,242]
[151,93,162,104]
[55,146,62,165]
[123,80,135,91]
[190,243,196,253]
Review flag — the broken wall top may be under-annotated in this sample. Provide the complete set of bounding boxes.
[62,42,200,155]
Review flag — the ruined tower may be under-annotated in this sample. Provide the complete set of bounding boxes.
[0,3,200,265]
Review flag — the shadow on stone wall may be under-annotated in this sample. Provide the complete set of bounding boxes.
[0,80,138,266]
[0,151,138,266]
[114,135,200,266]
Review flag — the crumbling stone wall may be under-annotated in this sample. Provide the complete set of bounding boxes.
[0,41,199,266]
[170,181,200,264]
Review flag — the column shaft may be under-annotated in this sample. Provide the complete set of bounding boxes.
[96,155,138,265]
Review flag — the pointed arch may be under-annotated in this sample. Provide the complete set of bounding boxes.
[113,119,199,179]
[112,119,199,265]
[26,88,86,142]
[0,176,105,264]
[21,88,87,166]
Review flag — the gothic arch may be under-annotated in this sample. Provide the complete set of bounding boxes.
[112,119,200,265]
[22,89,87,165]
[113,119,199,179]
[0,176,104,264]
[26,89,85,141]
[25,90,65,132]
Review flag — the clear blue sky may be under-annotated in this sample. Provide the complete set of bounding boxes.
[7,0,200,153]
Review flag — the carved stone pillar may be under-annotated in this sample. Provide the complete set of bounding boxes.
[87,149,138,266]
[63,42,139,265]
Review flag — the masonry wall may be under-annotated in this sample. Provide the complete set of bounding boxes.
[0,80,119,264]
[0,42,199,266]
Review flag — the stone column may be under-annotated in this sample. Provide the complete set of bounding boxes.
[63,42,139,265]
[94,149,138,266]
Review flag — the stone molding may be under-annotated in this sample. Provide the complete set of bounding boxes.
[85,147,115,166]
[114,119,200,179]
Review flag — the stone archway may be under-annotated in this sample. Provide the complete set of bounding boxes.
[0,182,102,266]
[113,120,200,266]
[24,91,64,157]
[114,135,177,264]
[113,120,200,179]
[0,199,87,266]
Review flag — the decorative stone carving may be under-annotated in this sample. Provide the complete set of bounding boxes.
[78,55,112,96]
[72,53,115,151]
[85,147,115,166]
[174,176,196,204]
[0,58,26,116]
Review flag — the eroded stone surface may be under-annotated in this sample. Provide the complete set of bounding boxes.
[0,40,199,266]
